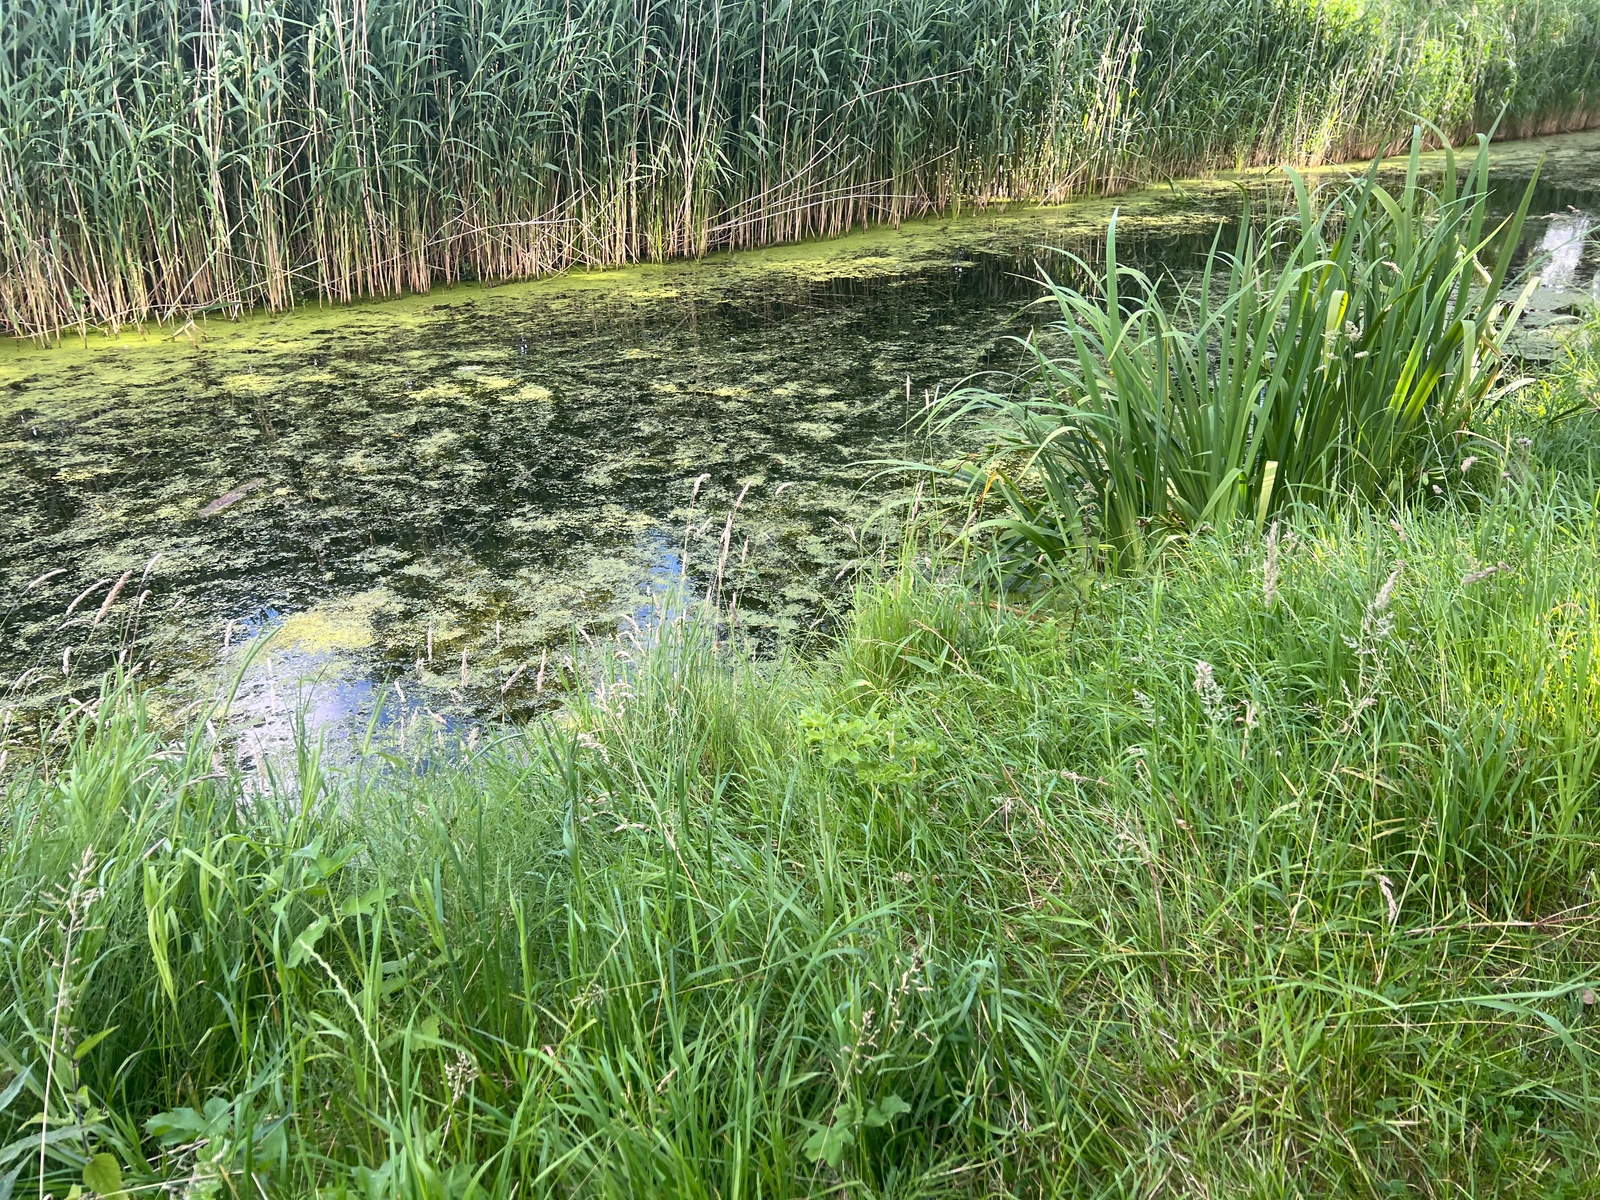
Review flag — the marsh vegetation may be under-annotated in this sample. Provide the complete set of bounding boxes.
[3,135,1595,746]
[2,3,1600,1194]
[4,0,1600,337]
[926,134,1543,575]
[3,322,1599,1195]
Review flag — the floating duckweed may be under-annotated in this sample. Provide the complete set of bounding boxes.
[55,464,116,483]
[270,588,398,654]
[222,373,277,395]
[414,430,463,459]
[410,383,467,402]
[790,422,838,441]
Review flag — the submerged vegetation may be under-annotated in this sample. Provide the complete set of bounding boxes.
[4,0,1600,337]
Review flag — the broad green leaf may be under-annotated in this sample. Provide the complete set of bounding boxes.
[146,1106,207,1145]
[83,1153,122,1197]
[340,886,387,918]
[864,1093,911,1127]
[803,1119,855,1169]
[287,917,330,968]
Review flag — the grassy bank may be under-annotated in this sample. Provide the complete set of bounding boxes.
[4,0,1600,338]
[3,324,1598,1197]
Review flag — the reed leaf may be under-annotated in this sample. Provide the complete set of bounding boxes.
[928,128,1543,575]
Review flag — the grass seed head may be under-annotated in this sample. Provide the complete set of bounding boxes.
[1193,660,1226,720]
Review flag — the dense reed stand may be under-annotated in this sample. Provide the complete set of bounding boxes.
[3,0,1599,339]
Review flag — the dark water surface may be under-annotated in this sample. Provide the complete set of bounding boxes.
[3,132,1597,751]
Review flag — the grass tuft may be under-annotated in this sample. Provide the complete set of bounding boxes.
[917,130,1561,581]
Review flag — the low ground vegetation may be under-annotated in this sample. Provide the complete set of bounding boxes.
[2,319,1598,1196]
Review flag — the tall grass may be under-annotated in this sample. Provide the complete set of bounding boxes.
[923,130,1549,576]
[3,0,1599,339]
[2,371,1599,1194]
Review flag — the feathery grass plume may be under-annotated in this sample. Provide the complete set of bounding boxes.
[1262,519,1281,609]
[1193,658,1226,719]
[1462,560,1511,584]
[1368,562,1402,629]
[1337,559,1404,728]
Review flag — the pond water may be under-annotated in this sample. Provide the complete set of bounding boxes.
[3,131,1597,754]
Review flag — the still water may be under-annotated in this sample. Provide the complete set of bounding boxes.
[3,132,1597,752]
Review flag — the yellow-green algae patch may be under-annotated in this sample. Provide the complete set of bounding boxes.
[269,588,398,655]
[0,131,1594,739]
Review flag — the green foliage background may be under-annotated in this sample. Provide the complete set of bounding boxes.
[3,0,1599,336]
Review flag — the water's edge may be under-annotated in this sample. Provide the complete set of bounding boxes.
[2,131,1596,760]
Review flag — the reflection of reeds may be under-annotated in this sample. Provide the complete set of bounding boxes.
[3,0,1598,339]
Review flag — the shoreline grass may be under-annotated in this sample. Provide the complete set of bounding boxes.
[917,131,1547,581]
[3,339,1598,1194]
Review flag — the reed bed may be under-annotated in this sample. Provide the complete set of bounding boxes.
[3,0,1599,339]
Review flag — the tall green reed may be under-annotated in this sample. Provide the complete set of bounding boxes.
[2,0,1598,339]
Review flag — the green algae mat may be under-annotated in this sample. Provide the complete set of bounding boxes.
[3,133,1597,750]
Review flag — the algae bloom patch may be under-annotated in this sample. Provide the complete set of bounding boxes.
[0,133,1593,741]
[268,589,398,655]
